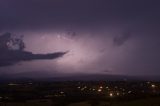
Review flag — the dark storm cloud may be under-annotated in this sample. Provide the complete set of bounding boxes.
[0,51,67,67]
[0,0,160,30]
[113,31,131,46]
[0,33,67,67]
[67,31,77,38]
[0,0,160,77]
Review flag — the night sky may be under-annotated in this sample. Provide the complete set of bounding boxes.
[0,0,160,78]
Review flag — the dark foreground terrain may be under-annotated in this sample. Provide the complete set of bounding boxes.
[0,80,160,106]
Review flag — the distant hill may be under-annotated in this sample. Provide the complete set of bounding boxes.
[0,73,160,82]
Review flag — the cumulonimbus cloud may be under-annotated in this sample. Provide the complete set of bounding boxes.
[0,33,67,67]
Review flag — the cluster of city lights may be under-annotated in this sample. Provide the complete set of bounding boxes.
[4,81,160,100]
[75,82,160,98]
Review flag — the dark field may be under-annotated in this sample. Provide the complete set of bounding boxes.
[0,81,160,106]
